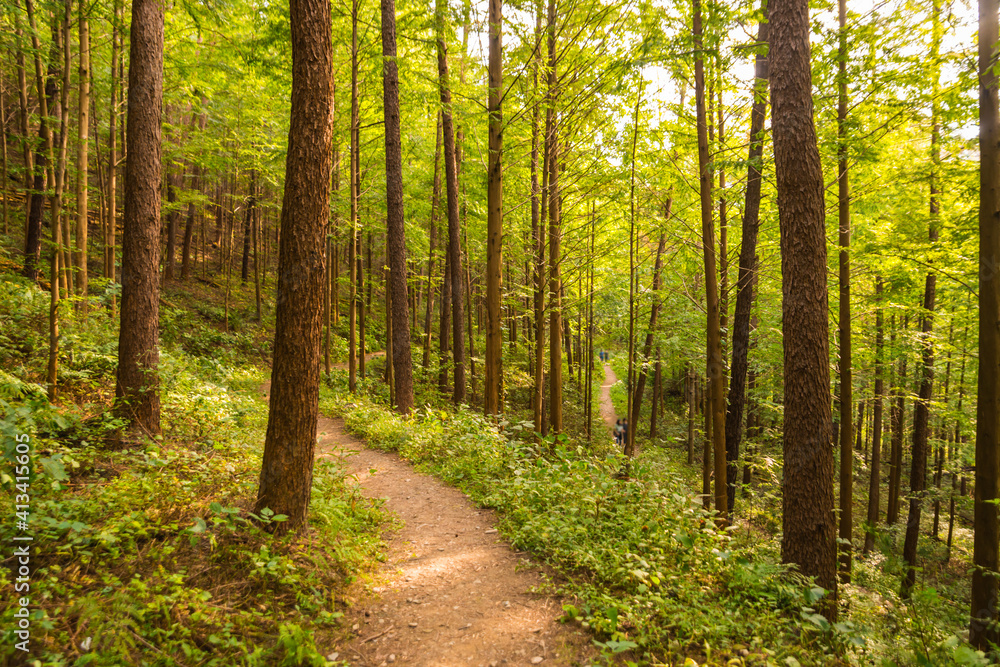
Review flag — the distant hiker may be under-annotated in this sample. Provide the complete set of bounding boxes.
[599,350,605,362]
[622,418,629,453]
[614,419,624,447]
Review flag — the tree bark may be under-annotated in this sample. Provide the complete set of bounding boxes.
[381,0,414,413]
[116,0,164,436]
[902,1,941,597]
[348,0,360,394]
[725,8,768,512]
[435,0,466,404]
[771,0,837,614]
[864,277,885,555]
[836,0,853,584]
[545,0,561,434]
[972,0,1000,638]
[693,0,727,519]
[76,1,91,305]
[423,114,442,369]
[484,0,503,416]
[255,0,332,530]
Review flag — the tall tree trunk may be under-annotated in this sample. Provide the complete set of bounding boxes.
[836,0,854,584]
[902,1,941,597]
[864,277,885,555]
[887,314,908,524]
[106,0,120,283]
[348,0,360,394]
[22,0,57,283]
[381,0,414,413]
[546,0,561,434]
[631,229,667,437]
[436,0,465,403]
[725,7,768,511]
[693,0,727,519]
[255,0,332,530]
[182,111,206,280]
[771,0,837,615]
[484,0,503,416]
[164,170,179,280]
[423,114,442,369]
[531,5,545,437]
[116,0,164,435]
[76,0,90,306]
[972,0,1000,640]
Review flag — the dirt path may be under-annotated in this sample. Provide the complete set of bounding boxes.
[599,363,620,438]
[315,419,595,667]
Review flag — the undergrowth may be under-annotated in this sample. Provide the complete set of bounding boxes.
[320,386,892,666]
[0,272,385,666]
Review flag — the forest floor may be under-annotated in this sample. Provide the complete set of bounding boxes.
[262,361,602,666]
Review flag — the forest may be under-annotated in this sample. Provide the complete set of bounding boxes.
[1,0,999,661]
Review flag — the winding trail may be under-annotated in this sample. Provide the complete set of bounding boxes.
[598,363,619,435]
[263,359,624,665]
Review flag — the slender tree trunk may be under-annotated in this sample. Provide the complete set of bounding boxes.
[836,0,854,584]
[381,0,414,413]
[484,0,503,415]
[164,170,179,280]
[693,0,727,519]
[972,0,1000,639]
[423,114,442,369]
[771,0,837,615]
[116,0,164,436]
[76,0,90,306]
[864,277,885,555]
[531,6,545,436]
[631,230,666,438]
[255,0,332,530]
[902,1,941,597]
[106,0,120,283]
[436,0,465,403]
[546,0,561,433]
[348,0,360,393]
[22,0,56,283]
[887,315,908,524]
[725,7,768,511]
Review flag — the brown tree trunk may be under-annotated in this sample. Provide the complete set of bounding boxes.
[76,1,91,305]
[972,0,1000,640]
[836,0,853,584]
[725,7,768,512]
[435,0,465,403]
[106,0,121,283]
[631,230,667,437]
[381,0,414,413]
[484,0,503,415]
[864,277,885,555]
[531,6,545,437]
[423,114,443,369]
[693,0,727,519]
[164,170,179,280]
[348,0,360,394]
[887,315,908,524]
[902,1,941,597]
[255,0,332,530]
[116,0,164,435]
[546,0,561,434]
[771,0,837,614]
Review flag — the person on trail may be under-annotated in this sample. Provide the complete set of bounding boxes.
[622,418,629,453]
[614,419,623,447]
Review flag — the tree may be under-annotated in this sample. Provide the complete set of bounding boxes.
[836,0,853,584]
[863,277,885,555]
[435,0,466,404]
[693,0,727,519]
[76,0,90,306]
[972,0,1000,643]
[255,0,333,529]
[484,0,503,417]
[770,0,837,614]
[116,0,165,435]
[381,0,414,414]
[902,0,942,598]
[724,4,768,512]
